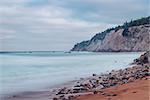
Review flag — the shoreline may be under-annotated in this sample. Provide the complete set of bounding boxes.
[2,51,149,100]
[76,76,149,100]
[54,64,149,100]
[4,64,149,100]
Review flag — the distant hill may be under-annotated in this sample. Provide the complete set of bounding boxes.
[71,16,150,52]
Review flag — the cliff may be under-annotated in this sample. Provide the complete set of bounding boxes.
[71,17,150,52]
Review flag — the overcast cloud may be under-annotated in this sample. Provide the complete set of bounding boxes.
[0,0,149,51]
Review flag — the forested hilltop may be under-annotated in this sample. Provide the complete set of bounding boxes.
[71,16,150,52]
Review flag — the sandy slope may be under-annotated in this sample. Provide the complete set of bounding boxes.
[76,77,150,100]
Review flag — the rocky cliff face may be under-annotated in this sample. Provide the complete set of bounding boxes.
[71,17,150,52]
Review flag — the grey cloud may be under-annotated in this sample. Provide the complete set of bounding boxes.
[0,0,148,51]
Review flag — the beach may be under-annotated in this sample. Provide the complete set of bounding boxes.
[3,65,149,100]
[52,64,149,100]
[51,51,150,100]
[1,0,149,100]
[76,76,149,100]
[4,76,149,100]
[0,51,149,100]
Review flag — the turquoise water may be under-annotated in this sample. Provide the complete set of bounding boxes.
[0,51,141,97]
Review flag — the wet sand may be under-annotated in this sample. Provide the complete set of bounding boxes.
[76,76,150,100]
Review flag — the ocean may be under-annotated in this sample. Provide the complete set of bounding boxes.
[0,51,142,97]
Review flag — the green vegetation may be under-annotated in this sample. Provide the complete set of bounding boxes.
[122,22,131,37]
[121,17,149,37]
[91,16,150,40]
[73,40,90,50]
[91,27,115,42]
[123,16,150,27]
[72,16,149,50]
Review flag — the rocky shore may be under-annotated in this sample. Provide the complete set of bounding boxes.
[76,76,149,100]
[4,52,149,100]
[52,51,149,100]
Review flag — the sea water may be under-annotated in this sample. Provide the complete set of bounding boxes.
[0,51,142,97]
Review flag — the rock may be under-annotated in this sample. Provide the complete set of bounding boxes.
[54,51,150,99]
[101,93,106,95]
[72,86,88,93]
[112,94,117,96]
[107,98,112,100]
[133,51,149,65]
[53,97,58,100]
[93,91,98,94]
[71,17,150,52]
[132,91,137,93]
[106,93,117,96]
[93,74,97,76]
[62,98,67,100]
[59,95,65,98]
[128,77,134,82]
[92,85,104,92]
[68,95,75,100]
[80,80,93,89]
[57,87,68,95]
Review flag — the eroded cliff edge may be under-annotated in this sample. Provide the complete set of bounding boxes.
[71,17,150,52]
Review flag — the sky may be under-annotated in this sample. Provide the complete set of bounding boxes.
[0,0,149,51]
